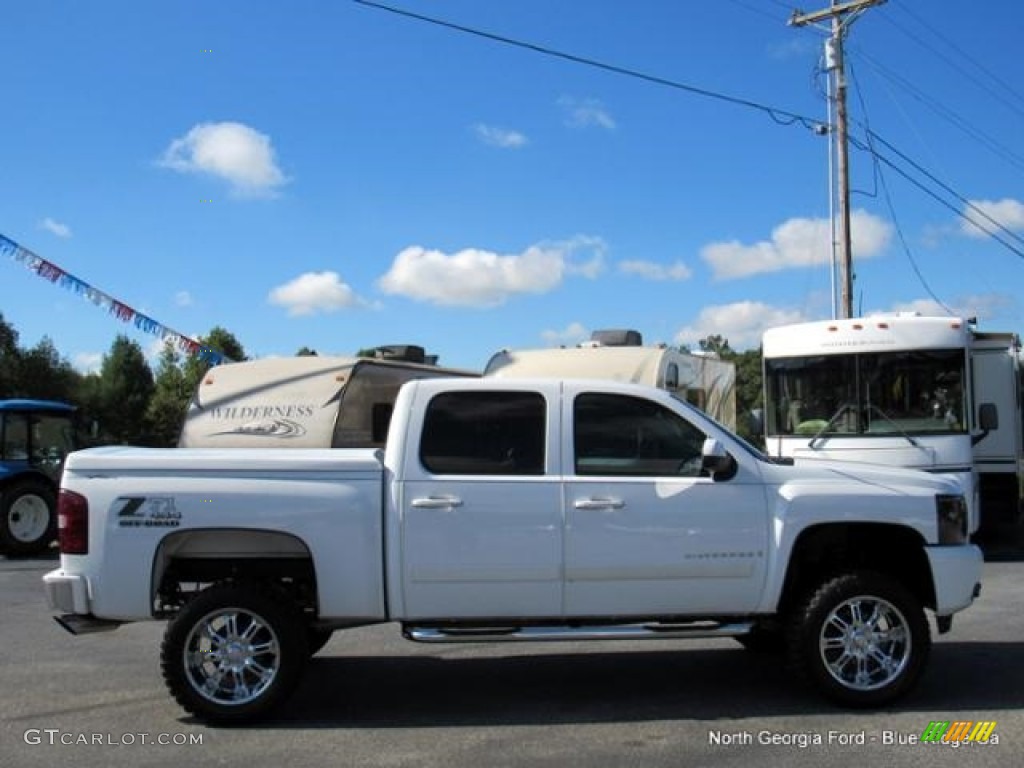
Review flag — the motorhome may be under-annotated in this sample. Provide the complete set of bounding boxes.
[485,330,737,429]
[178,348,476,449]
[761,314,1022,542]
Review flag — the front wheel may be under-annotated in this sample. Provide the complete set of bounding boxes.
[161,582,309,724]
[788,571,930,708]
[0,480,56,556]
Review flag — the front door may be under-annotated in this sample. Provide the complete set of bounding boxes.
[562,388,769,618]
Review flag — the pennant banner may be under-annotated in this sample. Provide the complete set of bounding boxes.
[2,232,229,365]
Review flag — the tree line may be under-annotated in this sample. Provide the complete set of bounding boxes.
[0,312,764,447]
[1,312,246,447]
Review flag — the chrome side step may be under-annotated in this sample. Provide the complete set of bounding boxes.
[404,620,754,644]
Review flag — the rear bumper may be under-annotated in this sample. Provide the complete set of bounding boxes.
[926,544,984,615]
[43,568,91,615]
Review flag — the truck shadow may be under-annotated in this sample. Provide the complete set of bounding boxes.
[254,640,1024,729]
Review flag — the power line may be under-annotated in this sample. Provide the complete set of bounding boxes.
[352,0,824,132]
[864,130,1024,251]
[850,133,1024,262]
[849,63,951,313]
[852,48,1024,174]
[883,3,1024,121]
[353,1,1024,265]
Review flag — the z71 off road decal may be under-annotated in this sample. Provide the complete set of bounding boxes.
[114,497,181,528]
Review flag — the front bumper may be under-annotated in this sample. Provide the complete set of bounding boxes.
[926,544,984,615]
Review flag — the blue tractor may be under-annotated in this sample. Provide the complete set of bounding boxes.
[0,400,77,556]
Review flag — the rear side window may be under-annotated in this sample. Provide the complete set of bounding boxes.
[420,391,546,475]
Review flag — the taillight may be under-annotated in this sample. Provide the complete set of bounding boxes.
[58,490,89,555]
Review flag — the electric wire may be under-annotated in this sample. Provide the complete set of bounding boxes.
[882,3,1024,121]
[354,0,1024,264]
[850,134,1024,262]
[851,49,1024,175]
[353,0,824,132]
[849,62,952,313]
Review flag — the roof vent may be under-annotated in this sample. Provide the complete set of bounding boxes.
[371,345,426,363]
[590,329,643,347]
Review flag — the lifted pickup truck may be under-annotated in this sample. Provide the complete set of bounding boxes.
[44,378,983,723]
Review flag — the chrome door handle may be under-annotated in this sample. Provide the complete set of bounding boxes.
[573,497,625,510]
[411,496,464,509]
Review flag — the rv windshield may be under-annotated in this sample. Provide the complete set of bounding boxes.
[764,348,967,437]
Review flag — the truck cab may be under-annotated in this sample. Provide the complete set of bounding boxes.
[0,399,76,555]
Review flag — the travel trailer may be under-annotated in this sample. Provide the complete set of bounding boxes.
[485,330,737,430]
[178,348,476,449]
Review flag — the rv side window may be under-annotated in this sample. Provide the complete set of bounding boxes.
[420,392,546,476]
[665,363,679,390]
[371,403,394,443]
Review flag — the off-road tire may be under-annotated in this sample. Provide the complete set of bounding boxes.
[788,571,930,708]
[161,582,309,724]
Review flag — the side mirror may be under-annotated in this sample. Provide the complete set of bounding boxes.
[748,408,765,437]
[701,438,737,480]
[978,403,998,431]
[972,403,998,446]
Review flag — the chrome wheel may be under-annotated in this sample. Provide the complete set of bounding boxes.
[8,493,50,543]
[789,571,929,707]
[184,607,281,706]
[819,595,910,691]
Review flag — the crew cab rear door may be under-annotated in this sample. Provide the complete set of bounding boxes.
[395,383,563,620]
[562,384,769,617]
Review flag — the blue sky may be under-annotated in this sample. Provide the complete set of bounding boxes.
[2,0,1023,372]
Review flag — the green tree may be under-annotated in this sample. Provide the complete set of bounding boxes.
[732,347,764,444]
[146,341,191,447]
[17,336,79,402]
[182,327,247,398]
[695,335,763,443]
[0,312,21,398]
[97,335,155,444]
[296,346,318,356]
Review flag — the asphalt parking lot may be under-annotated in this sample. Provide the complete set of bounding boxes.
[2,551,1021,768]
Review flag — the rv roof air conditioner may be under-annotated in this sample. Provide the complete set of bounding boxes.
[589,329,643,347]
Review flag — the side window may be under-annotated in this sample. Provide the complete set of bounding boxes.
[420,391,546,476]
[1,414,29,461]
[574,393,707,477]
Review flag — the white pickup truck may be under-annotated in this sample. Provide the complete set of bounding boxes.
[44,377,983,723]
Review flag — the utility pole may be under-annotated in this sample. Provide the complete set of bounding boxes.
[790,0,886,319]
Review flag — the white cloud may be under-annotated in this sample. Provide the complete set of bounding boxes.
[268,271,366,316]
[377,236,606,307]
[559,96,616,130]
[619,259,692,281]
[880,293,1010,322]
[174,290,193,307]
[40,217,72,238]
[541,322,589,346]
[73,352,102,373]
[674,302,807,350]
[473,123,528,149]
[702,210,892,280]
[159,121,288,197]
[960,198,1024,238]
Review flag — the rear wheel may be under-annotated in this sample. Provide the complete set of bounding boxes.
[0,480,56,556]
[161,582,308,724]
[788,571,930,707]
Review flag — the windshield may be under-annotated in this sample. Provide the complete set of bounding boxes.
[764,348,967,438]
